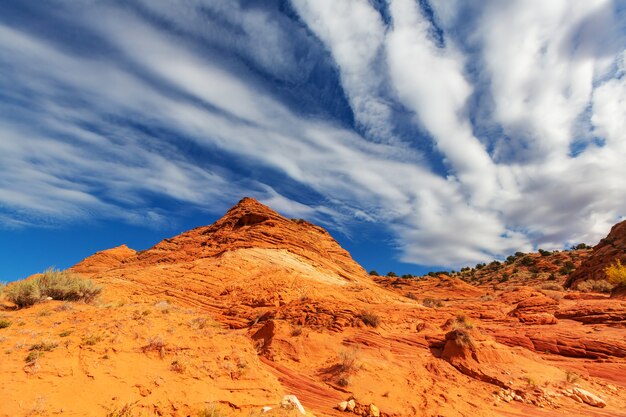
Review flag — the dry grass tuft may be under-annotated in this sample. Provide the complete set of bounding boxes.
[359,310,380,327]
[422,298,444,308]
[5,269,102,308]
[197,404,227,417]
[142,335,166,358]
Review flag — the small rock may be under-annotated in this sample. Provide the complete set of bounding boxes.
[337,401,348,412]
[346,399,356,411]
[261,406,273,413]
[281,395,306,415]
[369,404,380,417]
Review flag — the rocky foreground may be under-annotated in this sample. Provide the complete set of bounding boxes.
[1,198,625,417]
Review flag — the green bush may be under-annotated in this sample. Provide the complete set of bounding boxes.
[5,269,102,308]
[368,270,380,276]
[520,256,536,266]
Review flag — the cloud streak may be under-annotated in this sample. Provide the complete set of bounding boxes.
[0,0,625,268]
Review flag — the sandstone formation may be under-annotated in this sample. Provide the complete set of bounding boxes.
[2,198,626,417]
[566,219,626,288]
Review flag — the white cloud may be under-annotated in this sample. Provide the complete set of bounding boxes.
[0,1,625,268]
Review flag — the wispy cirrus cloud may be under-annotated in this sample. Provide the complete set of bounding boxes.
[0,0,625,268]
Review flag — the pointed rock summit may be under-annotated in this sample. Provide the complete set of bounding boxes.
[123,197,366,280]
[71,198,378,326]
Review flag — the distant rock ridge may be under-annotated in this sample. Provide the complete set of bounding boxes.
[566,219,626,288]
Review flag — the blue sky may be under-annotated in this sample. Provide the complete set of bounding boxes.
[1,0,626,282]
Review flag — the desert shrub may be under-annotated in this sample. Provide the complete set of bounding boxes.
[520,256,536,267]
[566,370,581,383]
[337,376,350,386]
[368,270,380,276]
[0,319,11,329]
[538,282,564,291]
[605,259,626,287]
[452,315,474,330]
[25,350,41,364]
[499,274,510,283]
[290,325,303,336]
[170,359,187,373]
[405,292,419,300]
[142,336,166,358]
[0,282,4,296]
[576,279,615,293]
[337,348,358,373]
[5,269,102,308]
[449,328,475,349]
[197,404,226,417]
[386,271,397,277]
[36,269,102,302]
[538,249,551,257]
[572,243,591,250]
[5,280,41,308]
[82,334,102,346]
[422,298,444,308]
[359,311,380,327]
[29,341,58,352]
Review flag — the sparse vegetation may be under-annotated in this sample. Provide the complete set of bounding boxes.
[59,330,73,337]
[0,319,11,329]
[82,334,102,346]
[337,348,358,373]
[422,297,444,308]
[386,271,397,277]
[170,359,187,373]
[105,402,137,417]
[30,341,58,352]
[538,282,564,291]
[359,310,380,327]
[519,256,536,267]
[605,259,626,287]
[24,350,41,364]
[368,270,380,276]
[142,335,166,358]
[449,328,475,349]
[576,279,615,293]
[290,325,303,336]
[566,370,581,383]
[4,269,102,308]
[452,315,474,330]
[559,261,576,275]
[538,249,551,256]
[197,404,227,417]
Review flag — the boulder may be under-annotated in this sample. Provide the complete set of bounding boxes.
[281,395,306,415]
[565,388,606,408]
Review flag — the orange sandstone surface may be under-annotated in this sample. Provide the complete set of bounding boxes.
[1,198,625,417]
